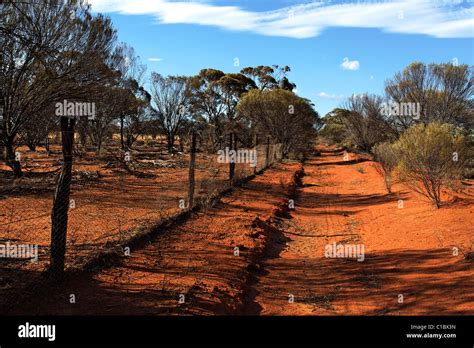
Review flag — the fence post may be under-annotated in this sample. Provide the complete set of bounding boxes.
[0,107,4,158]
[253,133,258,175]
[229,132,235,184]
[49,116,75,277]
[188,131,196,208]
[265,135,270,168]
[45,135,50,155]
[120,113,125,150]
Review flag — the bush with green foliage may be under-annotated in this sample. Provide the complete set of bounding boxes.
[237,89,320,158]
[372,142,398,193]
[394,123,467,208]
[319,113,348,145]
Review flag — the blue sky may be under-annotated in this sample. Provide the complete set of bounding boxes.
[89,0,474,116]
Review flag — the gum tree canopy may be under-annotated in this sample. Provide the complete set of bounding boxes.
[0,0,118,177]
[237,88,320,157]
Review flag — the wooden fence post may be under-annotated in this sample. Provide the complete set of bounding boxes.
[229,132,235,184]
[49,116,75,277]
[0,107,4,159]
[188,131,197,208]
[253,133,258,174]
[265,135,270,168]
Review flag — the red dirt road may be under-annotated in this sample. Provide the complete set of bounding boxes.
[15,147,473,315]
[254,146,473,315]
[16,161,301,315]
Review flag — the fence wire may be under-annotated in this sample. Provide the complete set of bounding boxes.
[0,133,283,312]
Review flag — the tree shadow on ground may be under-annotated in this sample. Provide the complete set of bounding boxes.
[3,168,294,316]
[296,191,409,211]
[253,247,474,315]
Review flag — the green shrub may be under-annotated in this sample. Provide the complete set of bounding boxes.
[319,122,347,145]
[372,141,398,193]
[394,123,467,208]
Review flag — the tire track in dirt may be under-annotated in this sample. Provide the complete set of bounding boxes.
[248,145,474,315]
[10,146,473,315]
[247,149,365,315]
[239,166,304,314]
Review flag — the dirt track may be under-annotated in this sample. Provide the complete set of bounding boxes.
[15,160,301,315]
[15,146,474,315]
[253,147,473,315]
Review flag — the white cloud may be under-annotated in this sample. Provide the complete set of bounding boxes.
[148,57,164,62]
[88,0,474,39]
[317,92,345,100]
[341,58,360,71]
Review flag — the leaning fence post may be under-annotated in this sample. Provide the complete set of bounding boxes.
[188,131,197,209]
[49,116,75,277]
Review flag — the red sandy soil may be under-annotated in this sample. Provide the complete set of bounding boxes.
[254,145,473,315]
[0,144,255,268]
[13,161,301,315]
[0,142,257,307]
[4,144,473,315]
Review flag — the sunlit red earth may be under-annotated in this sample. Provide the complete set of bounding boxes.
[1,144,473,315]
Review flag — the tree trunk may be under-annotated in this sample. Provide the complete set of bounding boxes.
[434,184,441,209]
[126,134,133,150]
[4,138,22,178]
[27,142,36,152]
[79,130,87,147]
[188,131,197,208]
[49,116,75,277]
[167,134,175,154]
[96,135,102,156]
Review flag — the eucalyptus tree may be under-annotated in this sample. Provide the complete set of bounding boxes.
[1,0,121,276]
[385,62,473,132]
[0,0,117,177]
[110,43,148,150]
[240,65,296,91]
[189,69,255,150]
[88,86,139,154]
[333,94,395,153]
[18,103,57,152]
[188,69,226,150]
[237,89,319,157]
[150,73,191,153]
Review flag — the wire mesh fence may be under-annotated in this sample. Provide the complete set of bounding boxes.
[0,131,283,311]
